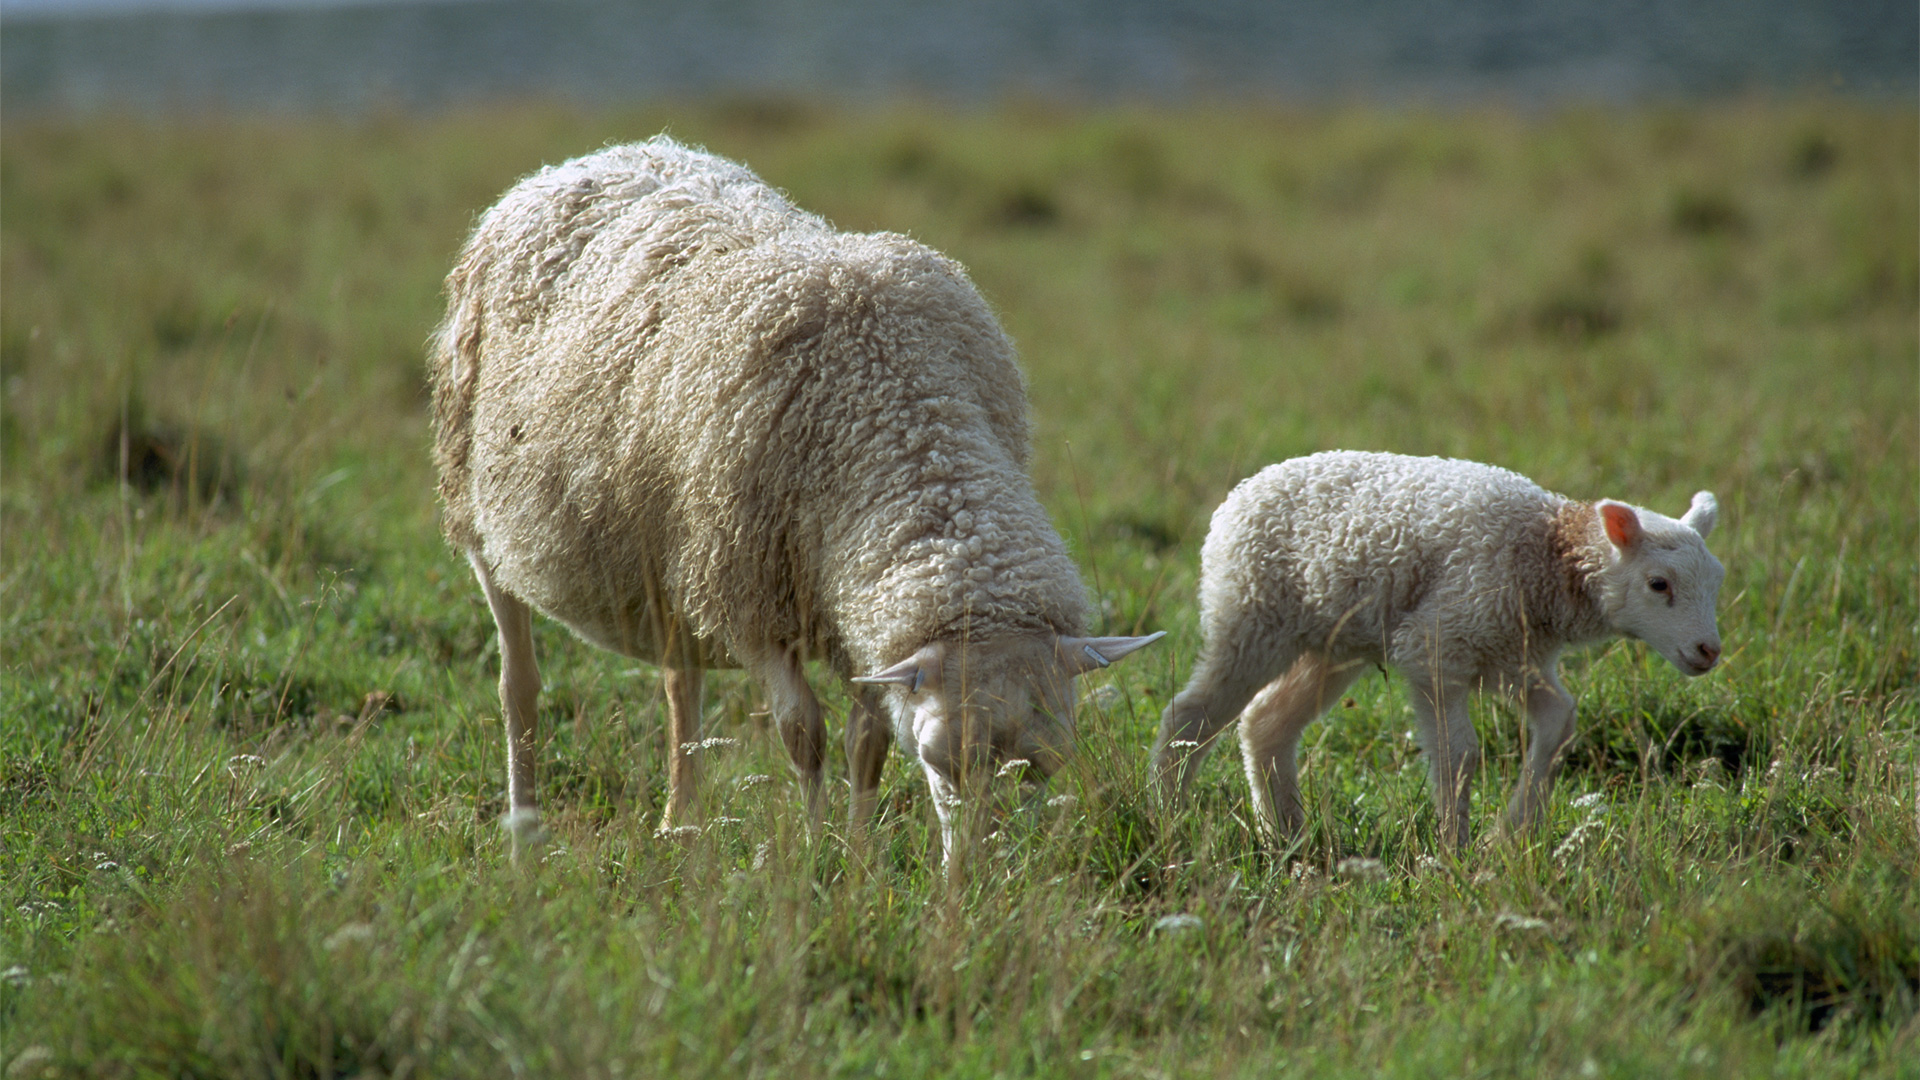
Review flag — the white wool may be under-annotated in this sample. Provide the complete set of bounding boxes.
[429,137,1159,863]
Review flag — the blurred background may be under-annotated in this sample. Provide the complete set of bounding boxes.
[4,1,1918,1072]
[6,0,1916,112]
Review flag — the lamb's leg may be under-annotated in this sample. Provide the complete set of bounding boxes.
[658,666,704,833]
[1406,674,1480,851]
[1238,652,1361,843]
[748,644,827,830]
[1153,641,1298,807]
[1503,669,1576,834]
[846,685,892,835]
[470,553,547,864]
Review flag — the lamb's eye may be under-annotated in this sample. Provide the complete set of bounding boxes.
[1649,578,1670,593]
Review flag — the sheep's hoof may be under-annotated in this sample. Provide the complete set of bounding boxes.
[501,807,550,864]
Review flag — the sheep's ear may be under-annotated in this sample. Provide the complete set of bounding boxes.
[1680,491,1718,538]
[1059,631,1167,676]
[852,644,942,694]
[1599,500,1642,552]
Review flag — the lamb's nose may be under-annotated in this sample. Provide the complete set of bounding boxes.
[1697,642,1721,668]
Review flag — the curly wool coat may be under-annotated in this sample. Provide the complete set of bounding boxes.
[430,138,1090,675]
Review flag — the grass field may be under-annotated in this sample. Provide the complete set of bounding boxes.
[2,100,1916,1077]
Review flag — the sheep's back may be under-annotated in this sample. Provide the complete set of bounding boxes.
[431,137,1061,665]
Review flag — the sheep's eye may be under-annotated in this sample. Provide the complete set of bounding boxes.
[1649,578,1670,593]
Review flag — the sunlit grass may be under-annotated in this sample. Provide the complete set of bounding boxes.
[1,100,1915,1077]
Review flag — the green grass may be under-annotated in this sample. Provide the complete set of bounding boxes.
[2,100,1915,1077]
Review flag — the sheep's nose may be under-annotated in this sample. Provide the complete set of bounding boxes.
[1697,642,1721,668]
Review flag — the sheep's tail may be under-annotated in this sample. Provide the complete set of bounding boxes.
[428,247,488,552]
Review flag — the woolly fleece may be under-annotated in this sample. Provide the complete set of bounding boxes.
[430,137,1090,675]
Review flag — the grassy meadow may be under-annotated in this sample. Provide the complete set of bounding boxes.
[1,100,1916,1077]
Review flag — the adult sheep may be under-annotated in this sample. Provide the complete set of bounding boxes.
[430,137,1162,865]
[1153,451,1724,850]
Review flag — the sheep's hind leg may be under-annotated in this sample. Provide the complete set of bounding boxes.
[1503,670,1576,835]
[846,686,892,836]
[1406,673,1480,852]
[657,666,704,835]
[470,553,548,865]
[1153,641,1298,807]
[1238,652,1361,844]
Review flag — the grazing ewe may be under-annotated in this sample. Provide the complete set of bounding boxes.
[1153,450,1724,849]
[430,137,1161,864]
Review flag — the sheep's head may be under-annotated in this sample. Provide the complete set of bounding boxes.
[1595,491,1725,676]
[855,632,1165,786]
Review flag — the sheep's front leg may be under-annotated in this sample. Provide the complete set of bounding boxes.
[1406,673,1480,851]
[471,553,548,864]
[1503,669,1576,835]
[846,685,892,835]
[921,758,965,870]
[658,667,704,833]
[747,644,827,830]
[1154,642,1298,807]
[1238,652,1361,844]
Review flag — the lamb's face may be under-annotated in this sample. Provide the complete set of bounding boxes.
[1597,493,1726,676]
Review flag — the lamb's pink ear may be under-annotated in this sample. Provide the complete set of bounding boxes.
[1680,491,1718,538]
[1058,631,1167,676]
[852,644,943,694]
[1599,500,1642,552]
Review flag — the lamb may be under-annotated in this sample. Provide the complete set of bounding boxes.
[429,136,1162,864]
[1152,450,1724,849]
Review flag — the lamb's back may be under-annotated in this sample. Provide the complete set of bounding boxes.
[1202,451,1560,657]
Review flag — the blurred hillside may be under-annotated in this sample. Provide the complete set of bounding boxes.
[5,0,1916,112]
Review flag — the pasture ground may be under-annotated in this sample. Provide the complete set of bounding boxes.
[2,101,1916,1077]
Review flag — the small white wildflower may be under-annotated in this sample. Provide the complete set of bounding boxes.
[1046,793,1079,810]
[706,816,744,828]
[1494,912,1551,932]
[658,824,703,840]
[225,754,265,778]
[1152,913,1204,935]
[994,758,1031,779]
[1415,854,1443,876]
[1571,792,1606,811]
[1335,856,1388,882]
[679,737,739,755]
[1167,740,1201,750]
[735,774,774,789]
[751,841,773,871]
[90,853,119,872]
[1554,817,1608,864]
[1290,862,1322,883]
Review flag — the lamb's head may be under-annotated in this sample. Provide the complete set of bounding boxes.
[1594,491,1725,676]
[855,632,1165,786]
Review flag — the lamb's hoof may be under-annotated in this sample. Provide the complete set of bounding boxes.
[501,807,550,865]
